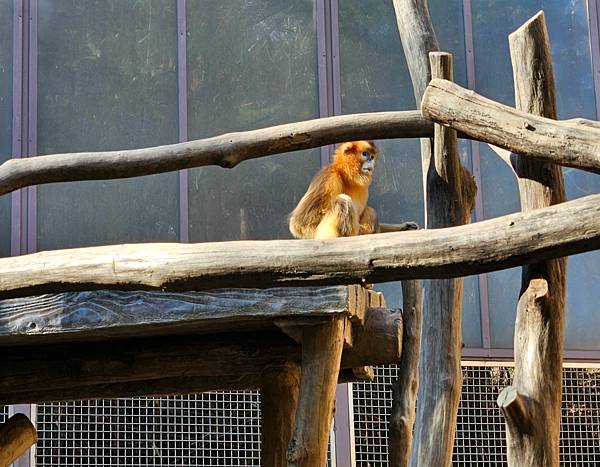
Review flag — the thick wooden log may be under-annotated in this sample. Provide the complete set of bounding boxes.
[287,317,345,467]
[389,279,423,467]
[499,13,566,467]
[0,414,37,467]
[0,307,402,404]
[392,0,439,213]
[390,4,438,464]
[2,194,600,298]
[260,363,301,467]
[421,78,600,175]
[409,52,476,467]
[342,307,403,368]
[0,111,432,197]
[0,286,365,345]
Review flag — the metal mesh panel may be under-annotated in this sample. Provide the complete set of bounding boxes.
[36,393,261,466]
[36,393,334,466]
[353,364,600,466]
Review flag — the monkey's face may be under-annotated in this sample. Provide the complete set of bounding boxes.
[352,140,378,180]
[335,140,379,186]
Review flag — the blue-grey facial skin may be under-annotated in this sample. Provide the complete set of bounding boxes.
[361,152,376,174]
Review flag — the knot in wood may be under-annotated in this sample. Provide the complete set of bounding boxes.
[522,121,536,131]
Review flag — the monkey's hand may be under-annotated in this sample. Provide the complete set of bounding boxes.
[379,221,420,233]
[402,221,419,231]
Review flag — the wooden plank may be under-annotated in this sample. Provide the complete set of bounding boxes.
[421,78,600,175]
[0,111,433,197]
[2,196,600,298]
[0,286,364,345]
[499,12,566,467]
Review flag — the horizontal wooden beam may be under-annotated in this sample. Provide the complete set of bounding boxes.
[0,307,401,404]
[1,193,600,298]
[0,111,432,197]
[0,286,369,345]
[421,78,600,175]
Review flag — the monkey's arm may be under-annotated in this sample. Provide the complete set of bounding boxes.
[359,206,380,235]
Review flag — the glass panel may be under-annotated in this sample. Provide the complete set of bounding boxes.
[339,0,482,346]
[472,0,600,349]
[36,0,179,251]
[0,1,12,257]
[186,0,319,242]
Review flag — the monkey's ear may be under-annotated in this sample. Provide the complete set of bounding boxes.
[341,142,358,155]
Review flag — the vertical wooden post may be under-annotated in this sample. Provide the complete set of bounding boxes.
[497,12,566,467]
[389,279,423,466]
[287,317,346,467]
[392,0,439,202]
[261,362,301,467]
[407,52,476,467]
[393,4,475,466]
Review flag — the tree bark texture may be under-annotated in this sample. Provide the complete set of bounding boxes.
[392,0,440,208]
[391,4,440,464]
[421,78,600,175]
[389,279,423,467]
[498,12,566,467]
[0,414,37,467]
[287,317,346,467]
[408,52,477,467]
[260,363,301,467]
[0,305,401,405]
[0,286,363,345]
[0,111,433,197]
[1,195,600,298]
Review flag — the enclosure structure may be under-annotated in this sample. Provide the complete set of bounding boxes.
[1,0,600,467]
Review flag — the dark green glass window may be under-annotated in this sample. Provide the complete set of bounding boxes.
[186,0,320,242]
[36,0,179,250]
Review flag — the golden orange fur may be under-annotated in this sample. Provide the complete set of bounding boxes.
[289,140,379,239]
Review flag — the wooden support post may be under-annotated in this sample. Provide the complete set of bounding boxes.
[287,317,346,467]
[0,414,37,467]
[407,52,476,467]
[389,279,423,467]
[260,362,301,467]
[499,12,566,467]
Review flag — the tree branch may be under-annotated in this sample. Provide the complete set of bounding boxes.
[1,193,599,298]
[0,111,432,197]
[421,78,600,175]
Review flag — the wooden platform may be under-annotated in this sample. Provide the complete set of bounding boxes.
[0,284,402,466]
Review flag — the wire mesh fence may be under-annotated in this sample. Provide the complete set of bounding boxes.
[2,364,598,465]
[36,393,261,467]
[353,364,600,466]
[34,392,333,467]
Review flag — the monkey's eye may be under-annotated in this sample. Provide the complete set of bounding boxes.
[361,151,370,160]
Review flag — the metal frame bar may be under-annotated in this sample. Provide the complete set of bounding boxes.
[463,347,600,362]
[26,0,37,255]
[11,0,24,257]
[462,0,491,350]
[177,0,189,243]
[588,0,600,119]
[10,3,36,465]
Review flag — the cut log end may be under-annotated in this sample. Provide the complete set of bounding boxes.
[498,386,532,434]
[0,414,37,466]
